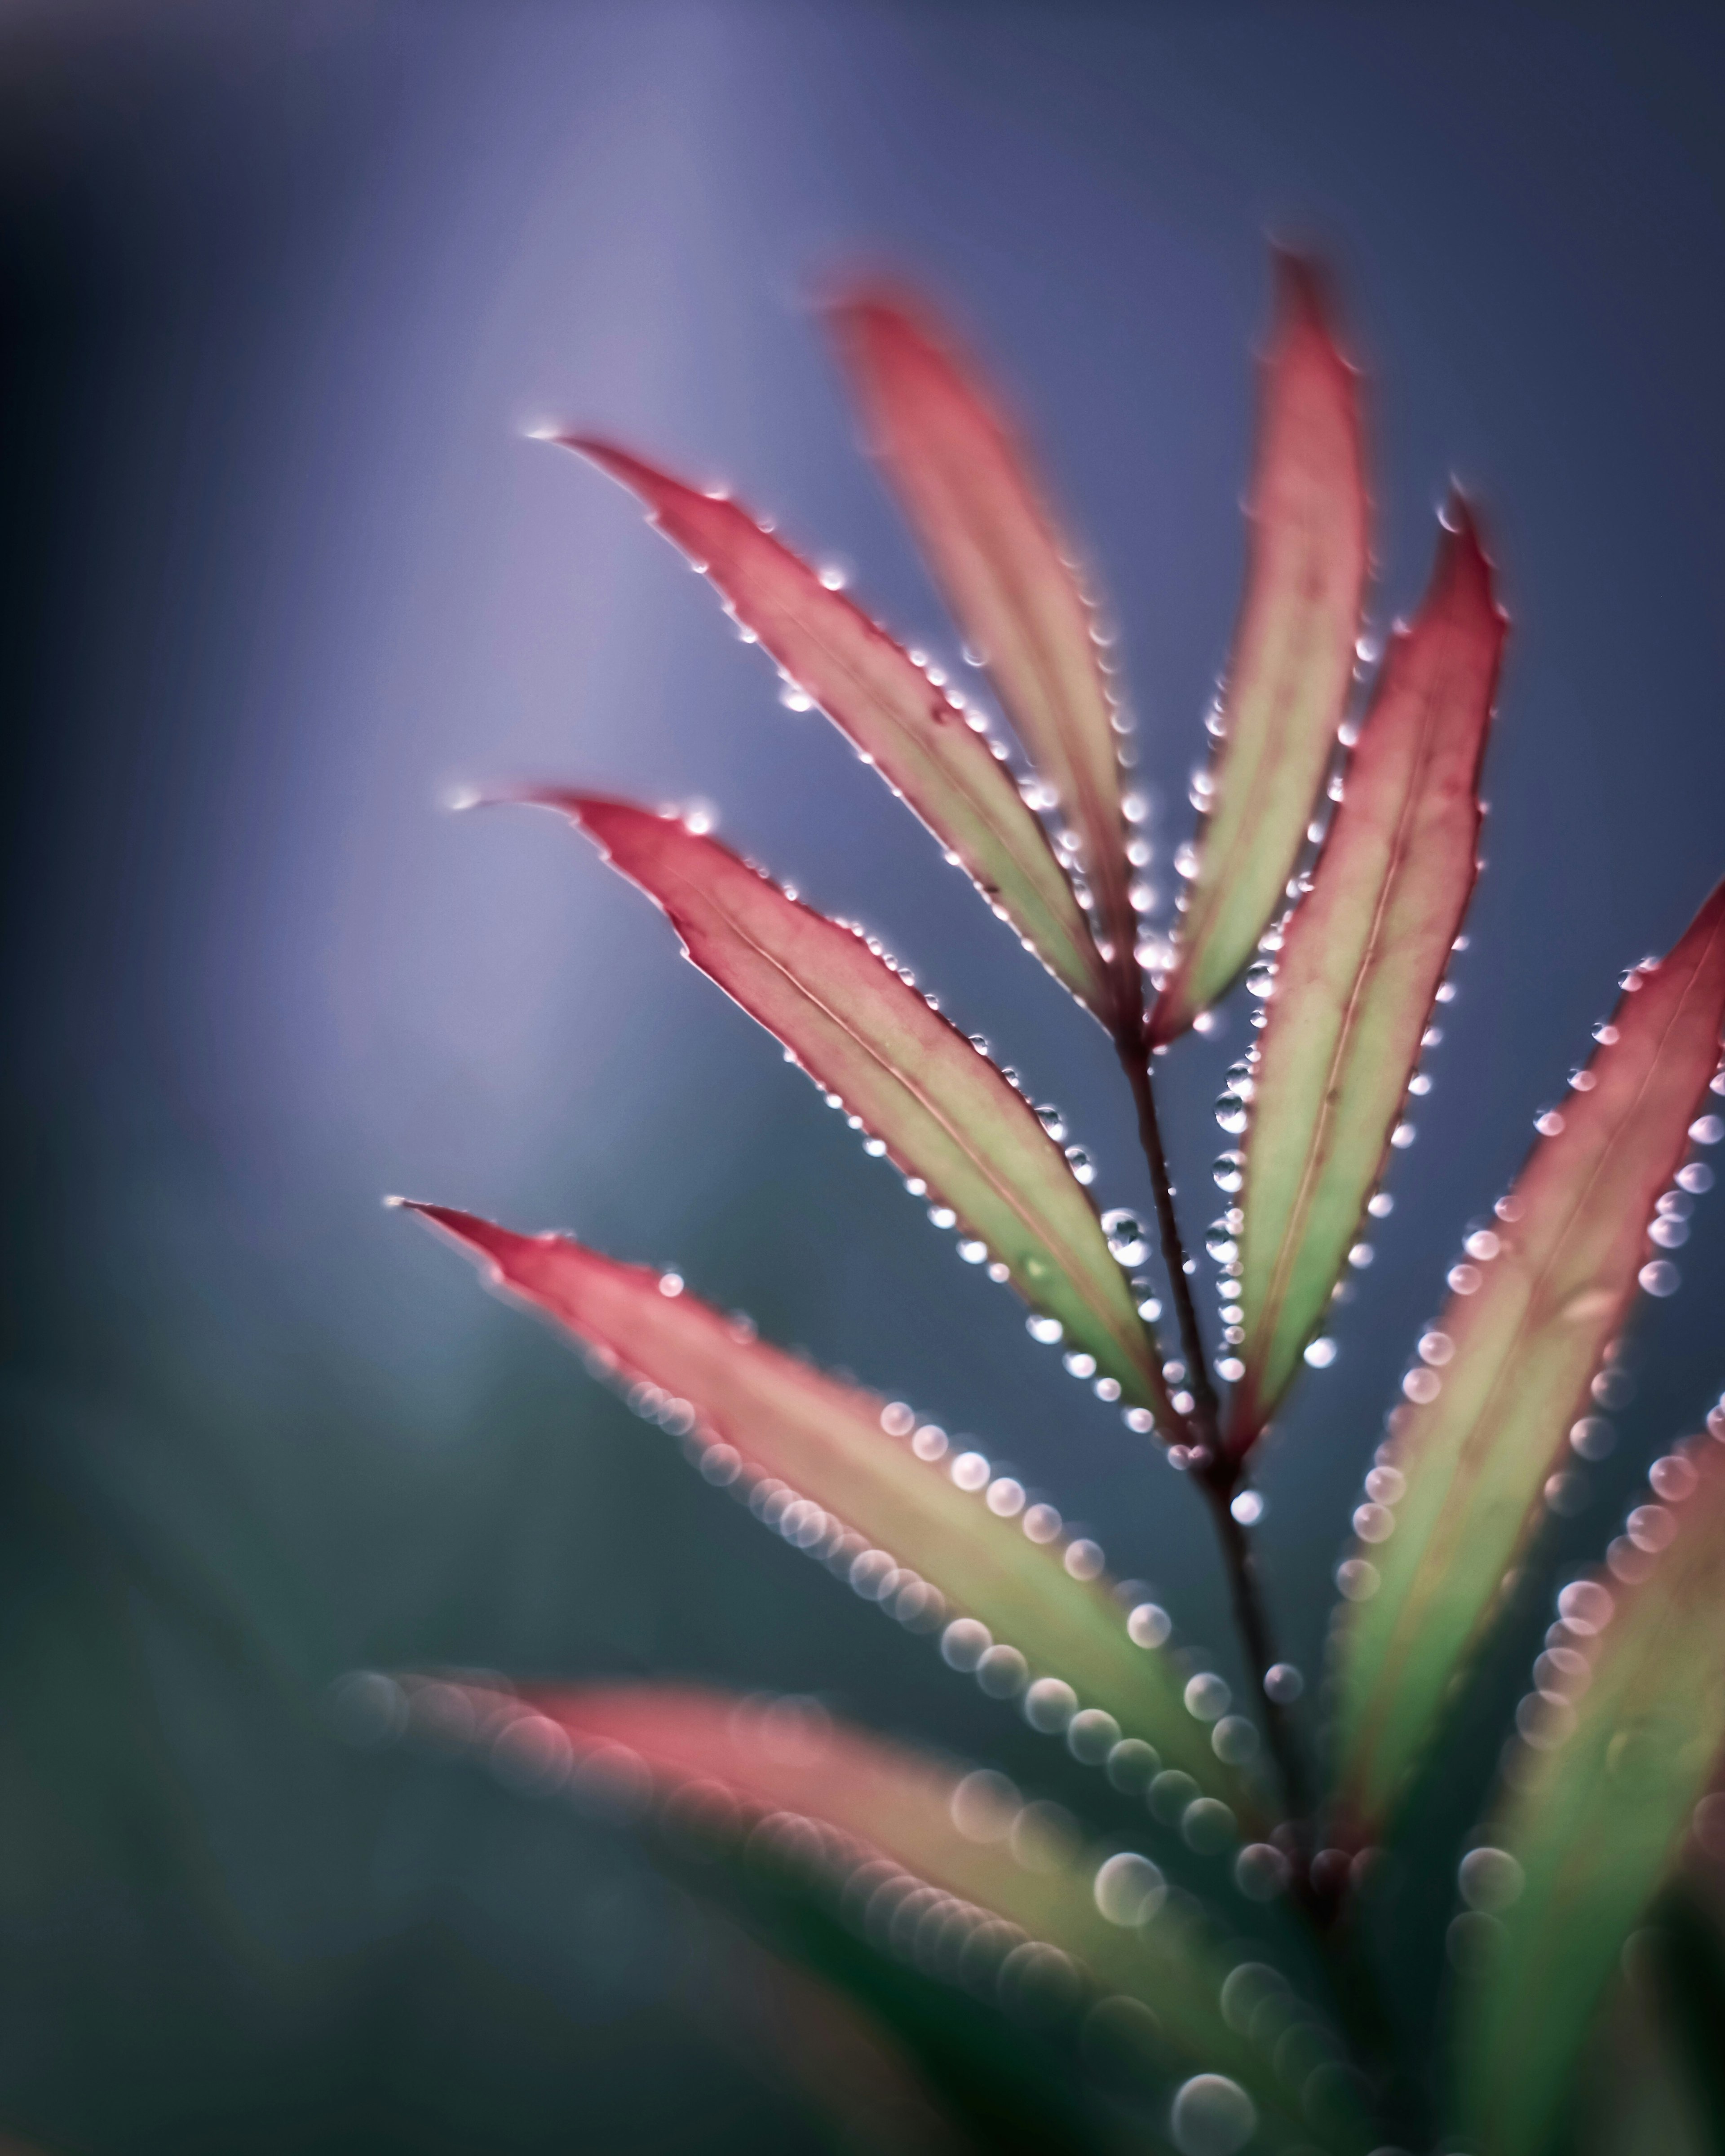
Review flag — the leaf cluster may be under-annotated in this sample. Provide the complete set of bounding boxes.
[391,259,1725,2156]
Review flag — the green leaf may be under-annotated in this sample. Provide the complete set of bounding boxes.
[828,289,1141,1036]
[1334,876,1725,1832]
[1230,507,1505,1447]
[565,438,1114,1021]
[421,1676,1369,2153]
[1455,1433,1725,2156]
[402,1202,1237,1803]
[1151,257,1367,1045]
[533,792,1179,1426]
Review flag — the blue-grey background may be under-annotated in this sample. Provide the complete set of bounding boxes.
[4,2,1723,2147]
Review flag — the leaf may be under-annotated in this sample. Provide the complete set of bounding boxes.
[1150,256,1368,1045]
[402,1202,1235,1802]
[1334,876,1725,1832]
[565,438,1113,1021]
[828,289,1141,1035]
[1230,507,1505,1446]
[1455,1432,1725,2156]
[419,1675,1367,2153]
[531,792,1177,1424]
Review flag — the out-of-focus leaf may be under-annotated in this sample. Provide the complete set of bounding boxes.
[566,439,1113,1020]
[1230,508,1504,1446]
[533,794,1175,1423]
[1455,1434,1725,2156]
[424,1678,1367,2153]
[829,289,1141,1036]
[1335,877,1725,1831]
[1151,257,1367,1045]
[402,1204,1235,1801]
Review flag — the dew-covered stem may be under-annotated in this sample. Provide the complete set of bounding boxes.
[1117,1037,1218,1447]
[1200,1464,1315,1834]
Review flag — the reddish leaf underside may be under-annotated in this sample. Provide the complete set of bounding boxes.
[401,1202,1232,1796]
[419,1677,1349,2147]
[1231,507,1505,1447]
[533,792,1177,1426]
[1336,876,1725,1831]
[1151,257,1368,1045]
[829,289,1142,1038]
[566,437,1113,1020]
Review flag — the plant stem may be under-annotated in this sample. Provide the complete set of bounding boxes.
[1116,1038,1220,1445]
[1198,1464,1315,1831]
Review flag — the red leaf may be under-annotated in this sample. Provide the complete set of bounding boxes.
[1336,876,1725,1830]
[1152,257,1368,1044]
[829,288,1141,1037]
[1230,504,1506,1445]
[399,1202,1235,1795]
[530,792,1177,1424]
[566,438,1113,1020]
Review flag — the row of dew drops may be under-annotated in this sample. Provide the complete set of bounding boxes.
[573,1290,1311,1915]
[1324,1022,1725,1615]
[344,1668,1340,2156]
[1438,1383,1725,1984]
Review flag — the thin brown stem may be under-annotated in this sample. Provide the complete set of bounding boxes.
[1199,1463,1315,1832]
[1115,1036,1220,1445]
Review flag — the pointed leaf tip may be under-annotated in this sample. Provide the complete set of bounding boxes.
[409,1214,1240,1803]
[559,436,1114,1015]
[1336,870,1725,1831]
[1150,252,1369,1045]
[827,283,1143,1041]
[1230,508,1505,1447]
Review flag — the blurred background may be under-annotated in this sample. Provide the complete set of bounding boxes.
[3,2,1724,2147]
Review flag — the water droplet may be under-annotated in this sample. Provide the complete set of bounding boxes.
[1304,1337,1338,1370]
[1690,1114,1725,1145]
[779,685,814,712]
[1448,1263,1482,1294]
[1677,1161,1714,1193]
[986,1476,1026,1518]
[1640,1259,1680,1296]
[1206,1220,1239,1264]
[1067,1706,1122,1763]
[1105,1737,1159,1792]
[1234,1843,1292,1901]
[1264,1662,1304,1704]
[1458,1846,1524,1913]
[958,1237,988,1264]
[1100,1209,1150,1265]
[1649,1213,1690,1248]
[1568,1416,1614,1460]
[1063,1350,1098,1380]
[1181,1797,1237,1854]
[1216,1356,1245,1383]
[1650,1453,1698,1502]
[1419,1330,1455,1366]
[1024,1677,1079,1733]
[1244,962,1275,998]
[1022,1502,1062,1543]
[1027,1315,1064,1345]
[1169,2069,1256,2156]
[658,1270,684,1298]
[977,1644,1029,1698]
[1184,1674,1231,1722]
[1230,1489,1264,1525]
[1402,1366,1441,1403]
[941,1619,991,1670]
[1336,1557,1380,1601]
[912,1423,948,1461]
[928,1205,957,1230]
[1128,1603,1172,1649]
[1065,1539,1105,1581]
[1557,1579,1614,1634]
[951,1767,1018,1842]
[1214,1094,1249,1135]
[1212,1716,1259,1765]
[951,1451,991,1493]
[1094,1850,1167,1926]
[1391,1121,1417,1148]
[1368,1192,1395,1218]
[1064,1146,1096,1185]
